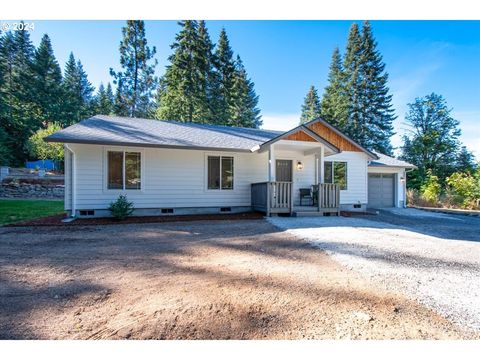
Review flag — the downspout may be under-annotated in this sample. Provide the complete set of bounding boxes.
[64,144,76,218]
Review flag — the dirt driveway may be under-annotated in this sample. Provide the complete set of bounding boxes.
[0,220,475,339]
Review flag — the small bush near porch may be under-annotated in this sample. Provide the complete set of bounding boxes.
[0,199,64,225]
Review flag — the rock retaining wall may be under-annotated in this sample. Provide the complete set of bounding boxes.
[0,179,64,199]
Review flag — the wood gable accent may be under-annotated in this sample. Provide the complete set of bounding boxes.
[283,130,317,142]
[307,121,362,152]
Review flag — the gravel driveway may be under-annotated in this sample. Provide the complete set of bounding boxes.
[0,219,472,339]
[269,209,480,332]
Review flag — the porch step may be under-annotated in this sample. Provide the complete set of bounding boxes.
[292,211,340,217]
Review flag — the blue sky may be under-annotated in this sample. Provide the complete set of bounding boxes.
[16,20,480,158]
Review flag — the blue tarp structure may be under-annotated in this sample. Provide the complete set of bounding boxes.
[26,159,57,171]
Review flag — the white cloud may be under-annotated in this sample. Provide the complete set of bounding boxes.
[261,112,301,131]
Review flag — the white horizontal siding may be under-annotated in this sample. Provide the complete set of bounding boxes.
[67,143,371,210]
[325,151,369,204]
[69,144,269,210]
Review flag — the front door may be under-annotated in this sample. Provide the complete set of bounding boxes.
[276,159,292,182]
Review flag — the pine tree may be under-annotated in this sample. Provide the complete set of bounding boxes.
[320,47,348,129]
[359,21,395,154]
[400,93,461,188]
[342,23,364,140]
[156,22,261,126]
[229,55,261,128]
[0,27,38,165]
[321,22,395,154]
[113,77,129,116]
[300,85,321,124]
[62,53,94,125]
[214,28,236,125]
[31,34,63,127]
[110,20,158,118]
[156,20,209,122]
[198,20,221,122]
[94,82,115,115]
[455,146,477,174]
[0,30,12,165]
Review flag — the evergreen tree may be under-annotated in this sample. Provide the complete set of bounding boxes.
[342,23,363,139]
[214,28,236,125]
[320,47,348,129]
[300,85,321,124]
[198,20,221,122]
[229,55,261,128]
[62,52,94,125]
[0,30,11,165]
[455,146,477,174]
[0,27,37,165]
[94,82,115,115]
[31,34,63,127]
[110,20,158,118]
[156,20,209,122]
[400,93,461,188]
[358,21,395,154]
[156,22,261,126]
[321,21,395,154]
[113,77,129,116]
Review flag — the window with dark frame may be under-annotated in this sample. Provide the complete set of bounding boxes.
[107,151,141,190]
[323,161,347,190]
[207,156,234,190]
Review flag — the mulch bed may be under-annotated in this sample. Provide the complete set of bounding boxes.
[4,212,265,227]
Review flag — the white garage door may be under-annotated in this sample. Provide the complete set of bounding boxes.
[368,173,395,208]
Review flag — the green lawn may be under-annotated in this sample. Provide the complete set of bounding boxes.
[0,199,65,225]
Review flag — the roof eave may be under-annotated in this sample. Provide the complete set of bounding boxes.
[44,137,253,153]
[368,164,417,169]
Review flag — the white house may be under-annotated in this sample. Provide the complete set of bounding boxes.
[45,115,415,218]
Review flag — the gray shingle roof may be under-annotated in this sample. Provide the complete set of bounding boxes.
[369,151,416,168]
[45,115,282,152]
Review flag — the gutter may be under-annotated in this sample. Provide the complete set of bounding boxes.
[64,144,76,218]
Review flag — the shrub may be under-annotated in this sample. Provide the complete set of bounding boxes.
[420,171,441,205]
[108,195,135,220]
[27,123,64,163]
[446,171,480,209]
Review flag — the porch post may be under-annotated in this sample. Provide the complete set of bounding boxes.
[319,145,325,183]
[268,144,275,182]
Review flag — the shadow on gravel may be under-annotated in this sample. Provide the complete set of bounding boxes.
[0,273,108,339]
[367,209,480,242]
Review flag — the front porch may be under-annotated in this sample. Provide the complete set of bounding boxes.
[249,124,344,217]
[251,181,340,217]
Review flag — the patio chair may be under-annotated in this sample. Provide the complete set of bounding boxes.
[299,188,313,206]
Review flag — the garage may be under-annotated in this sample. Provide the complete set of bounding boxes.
[368,173,395,208]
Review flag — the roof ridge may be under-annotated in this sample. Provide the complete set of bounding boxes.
[91,114,283,134]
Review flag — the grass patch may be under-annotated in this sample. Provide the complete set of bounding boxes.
[0,199,65,225]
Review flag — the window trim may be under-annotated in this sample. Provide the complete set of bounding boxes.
[103,147,145,193]
[204,153,236,192]
[323,160,348,190]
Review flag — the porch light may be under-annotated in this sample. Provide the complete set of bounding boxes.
[400,176,405,183]
[296,161,304,171]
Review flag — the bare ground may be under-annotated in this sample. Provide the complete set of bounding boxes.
[0,220,476,340]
